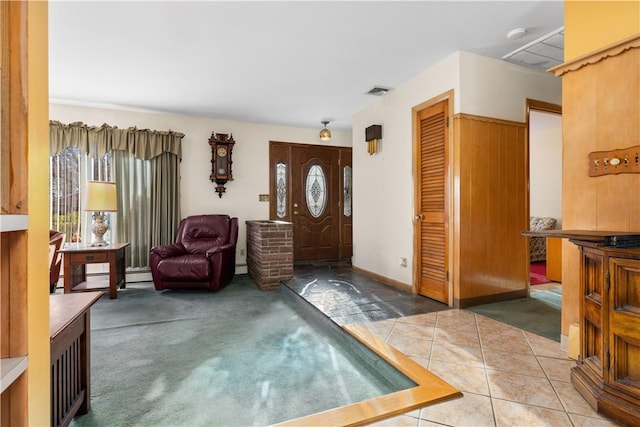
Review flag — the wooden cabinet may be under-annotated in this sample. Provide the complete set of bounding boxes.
[50,293,102,427]
[546,237,562,282]
[0,2,30,425]
[571,240,640,426]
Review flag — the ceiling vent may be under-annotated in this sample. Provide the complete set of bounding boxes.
[366,86,392,96]
[503,27,564,70]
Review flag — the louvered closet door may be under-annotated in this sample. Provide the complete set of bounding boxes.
[416,100,449,303]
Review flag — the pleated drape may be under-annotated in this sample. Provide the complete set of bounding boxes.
[50,121,183,268]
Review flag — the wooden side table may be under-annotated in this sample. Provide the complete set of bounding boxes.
[59,243,130,299]
[50,292,103,427]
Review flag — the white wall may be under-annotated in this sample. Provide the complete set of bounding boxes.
[351,52,461,285]
[50,103,352,272]
[352,51,561,286]
[529,110,563,226]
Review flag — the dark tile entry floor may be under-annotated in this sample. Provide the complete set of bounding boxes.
[283,263,448,325]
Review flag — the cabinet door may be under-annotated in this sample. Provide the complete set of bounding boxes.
[581,248,606,376]
[609,257,640,398]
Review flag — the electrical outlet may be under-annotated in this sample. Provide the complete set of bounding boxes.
[400,257,407,267]
[240,249,245,256]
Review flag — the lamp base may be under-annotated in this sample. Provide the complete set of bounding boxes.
[91,214,110,247]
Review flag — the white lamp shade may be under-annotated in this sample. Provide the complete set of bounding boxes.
[85,181,117,212]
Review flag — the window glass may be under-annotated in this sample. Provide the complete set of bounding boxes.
[305,164,327,218]
[276,162,287,218]
[50,147,112,244]
[343,165,352,217]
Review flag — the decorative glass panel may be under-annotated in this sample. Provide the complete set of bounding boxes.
[276,162,287,218]
[305,164,327,218]
[343,165,352,217]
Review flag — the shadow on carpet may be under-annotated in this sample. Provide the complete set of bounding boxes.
[467,295,561,342]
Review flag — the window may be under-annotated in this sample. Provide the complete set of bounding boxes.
[305,164,327,218]
[50,147,112,244]
[276,162,287,219]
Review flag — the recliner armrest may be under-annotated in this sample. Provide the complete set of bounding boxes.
[206,242,235,257]
[150,243,186,259]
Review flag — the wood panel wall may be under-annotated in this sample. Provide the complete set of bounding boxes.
[553,36,640,336]
[453,114,528,307]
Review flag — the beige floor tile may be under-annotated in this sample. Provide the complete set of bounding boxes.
[538,356,575,382]
[568,413,623,427]
[396,312,438,326]
[391,321,436,341]
[430,341,485,368]
[476,316,525,338]
[417,420,453,427]
[436,309,476,319]
[486,369,564,410]
[551,380,604,419]
[524,331,568,359]
[419,392,495,427]
[480,333,533,355]
[436,315,478,330]
[492,398,573,427]
[428,360,490,395]
[365,414,420,426]
[386,334,432,358]
[434,328,480,347]
[482,349,546,377]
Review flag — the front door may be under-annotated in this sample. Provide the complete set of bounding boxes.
[291,145,340,260]
[269,142,350,262]
[415,99,449,304]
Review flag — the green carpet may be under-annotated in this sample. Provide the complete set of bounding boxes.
[467,291,561,342]
[70,275,410,427]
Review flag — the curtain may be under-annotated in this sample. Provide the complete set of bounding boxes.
[50,120,183,160]
[50,121,183,268]
[112,150,181,267]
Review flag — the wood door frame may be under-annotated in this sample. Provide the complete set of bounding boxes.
[525,99,562,292]
[412,90,455,306]
[268,140,352,260]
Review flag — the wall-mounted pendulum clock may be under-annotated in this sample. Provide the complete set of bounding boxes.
[208,132,236,197]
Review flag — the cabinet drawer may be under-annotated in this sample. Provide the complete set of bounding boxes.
[69,252,108,263]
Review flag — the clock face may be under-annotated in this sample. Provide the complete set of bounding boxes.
[217,147,227,157]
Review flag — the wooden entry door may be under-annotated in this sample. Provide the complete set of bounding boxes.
[291,145,340,260]
[270,142,350,261]
[415,100,449,303]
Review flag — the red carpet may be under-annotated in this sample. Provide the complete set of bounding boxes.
[530,261,550,285]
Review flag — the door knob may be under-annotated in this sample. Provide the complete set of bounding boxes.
[293,211,299,215]
[415,214,424,220]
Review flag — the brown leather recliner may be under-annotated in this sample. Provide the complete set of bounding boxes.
[149,214,238,291]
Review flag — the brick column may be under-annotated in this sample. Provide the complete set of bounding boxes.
[245,220,293,290]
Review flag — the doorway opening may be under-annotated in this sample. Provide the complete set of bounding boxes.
[526,100,562,307]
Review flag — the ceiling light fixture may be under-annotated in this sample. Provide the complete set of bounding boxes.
[507,28,527,41]
[319,120,332,141]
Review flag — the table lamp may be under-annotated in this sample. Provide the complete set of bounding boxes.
[85,181,117,247]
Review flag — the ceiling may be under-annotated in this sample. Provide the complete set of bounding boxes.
[49,1,564,132]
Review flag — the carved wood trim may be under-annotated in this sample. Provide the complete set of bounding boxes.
[550,34,640,77]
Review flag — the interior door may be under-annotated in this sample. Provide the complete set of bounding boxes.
[291,145,340,261]
[415,100,449,303]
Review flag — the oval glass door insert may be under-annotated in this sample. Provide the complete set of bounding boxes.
[305,164,327,218]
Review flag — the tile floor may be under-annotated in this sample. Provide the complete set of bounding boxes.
[358,310,620,427]
[285,265,622,427]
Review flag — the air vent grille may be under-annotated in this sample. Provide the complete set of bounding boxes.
[503,27,564,70]
[366,86,392,96]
